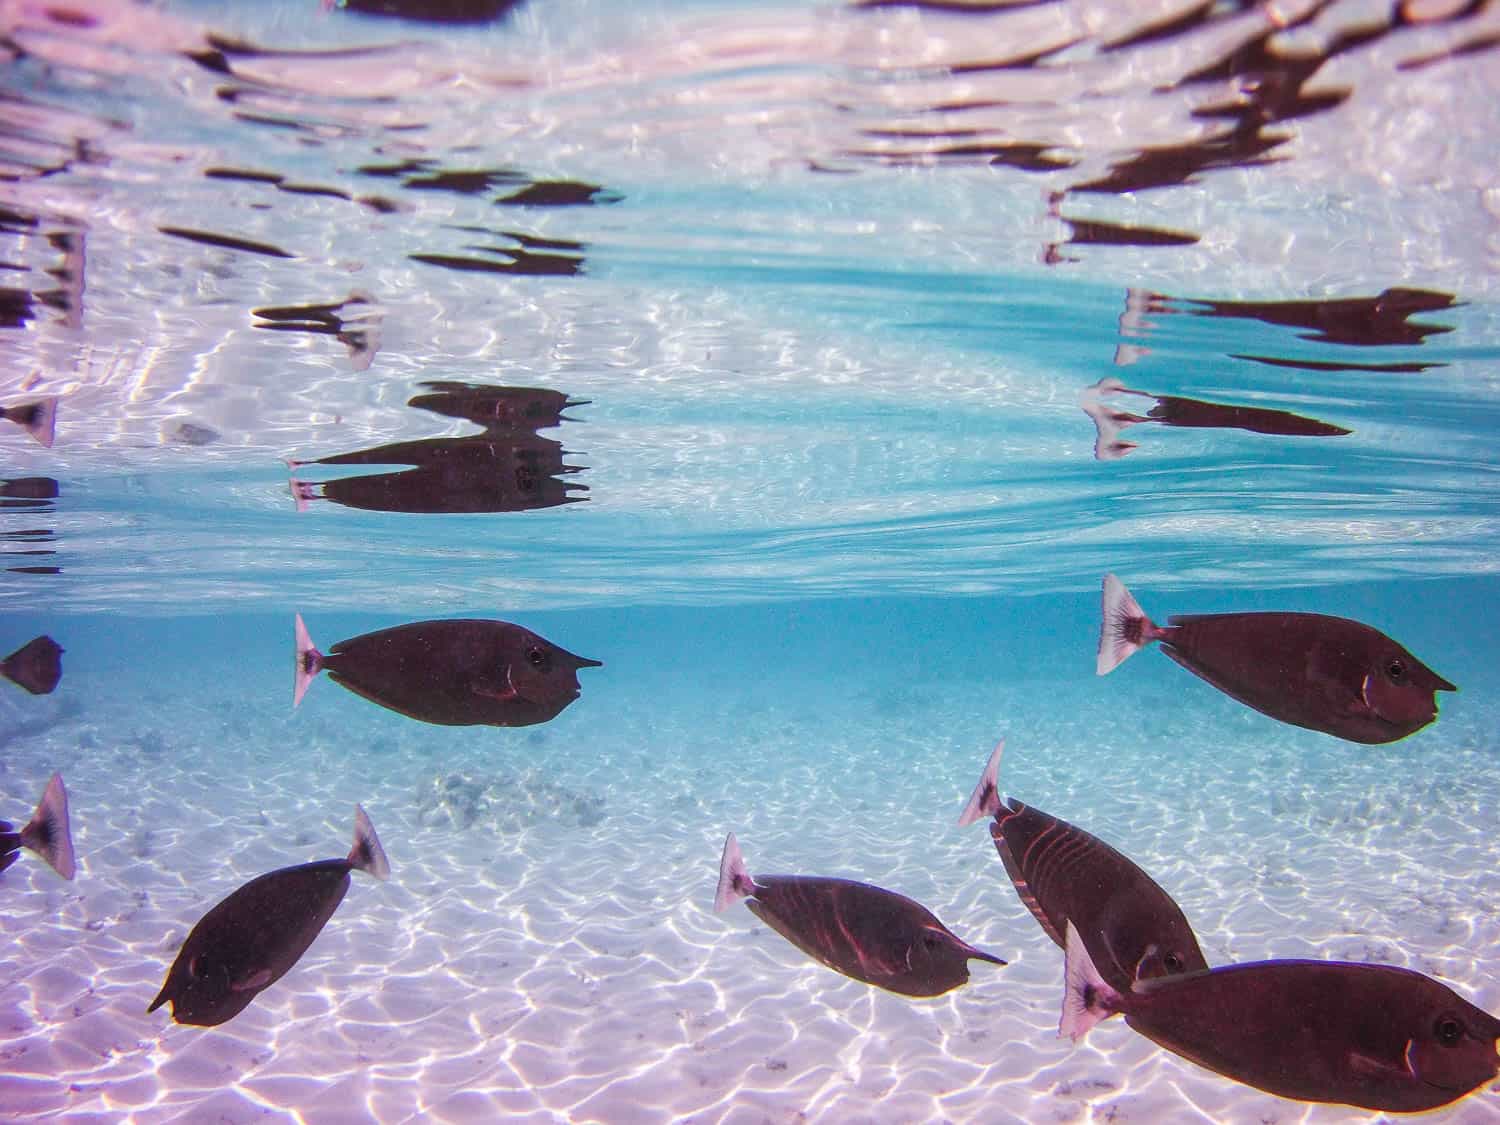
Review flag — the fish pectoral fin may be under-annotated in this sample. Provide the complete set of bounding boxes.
[230,968,274,993]
[1346,1044,1416,1082]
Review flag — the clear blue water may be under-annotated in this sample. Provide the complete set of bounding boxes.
[3,1,1500,1122]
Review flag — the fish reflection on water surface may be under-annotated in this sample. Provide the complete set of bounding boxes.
[1080,376,1350,460]
[288,383,588,515]
[0,398,57,448]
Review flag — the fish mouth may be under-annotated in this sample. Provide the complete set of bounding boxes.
[573,656,603,670]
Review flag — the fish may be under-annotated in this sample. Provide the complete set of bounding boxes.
[1081,377,1349,460]
[148,805,390,1027]
[289,431,586,515]
[294,614,601,727]
[1098,573,1455,744]
[1061,921,1500,1113]
[957,741,1205,991]
[713,832,1006,997]
[0,772,75,879]
[1,635,63,695]
[0,397,57,448]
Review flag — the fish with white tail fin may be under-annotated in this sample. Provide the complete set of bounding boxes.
[1097,573,1454,744]
[148,805,390,1027]
[0,772,75,879]
[294,613,600,727]
[1059,921,1500,1112]
[0,397,57,448]
[714,832,1006,998]
[958,741,1205,991]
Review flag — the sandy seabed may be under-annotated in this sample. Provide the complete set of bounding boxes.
[3,637,1500,1125]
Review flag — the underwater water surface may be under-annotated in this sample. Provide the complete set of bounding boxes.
[2,0,1500,1122]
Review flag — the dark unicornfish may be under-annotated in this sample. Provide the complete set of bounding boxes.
[1098,574,1454,744]
[148,805,390,1027]
[2,635,62,695]
[294,614,601,727]
[0,398,57,448]
[957,741,1205,991]
[713,833,1006,997]
[1061,921,1500,1113]
[0,772,75,879]
[1081,377,1349,460]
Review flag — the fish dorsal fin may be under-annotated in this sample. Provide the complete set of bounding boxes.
[991,815,1066,949]
[956,739,1004,827]
[713,832,755,912]
[347,804,391,881]
[20,772,75,880]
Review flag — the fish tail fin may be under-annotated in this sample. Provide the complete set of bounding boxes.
[293,614,323,707]
[347,804,391,881]
[6,397,58,448]
[1098,573,1158,675]
[956,739,1005,827]
[20,772,75,880]
[1060,920,1122,1042]
[713,832,755,912]
[1080,398,1141,460]
[1080,382,1144,461]
[289,478,314,513]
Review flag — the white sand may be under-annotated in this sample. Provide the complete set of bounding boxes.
[2,641,1498,1125]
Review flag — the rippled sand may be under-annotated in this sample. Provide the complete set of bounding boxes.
[2,626,1498,1125]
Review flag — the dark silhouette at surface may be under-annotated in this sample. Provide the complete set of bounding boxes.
[1080,377,1349,459]
[252,292,382,370]
[288,383,588,514]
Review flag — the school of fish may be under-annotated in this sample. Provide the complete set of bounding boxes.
[2,346,1487,1116]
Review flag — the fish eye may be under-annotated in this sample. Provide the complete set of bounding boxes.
[1435,1015,1465,1047]
[527,645,548,669]
[1386,659,1407,683]
[187,955,201,979]
[923,932,941,948]
[1163,952,1184,973]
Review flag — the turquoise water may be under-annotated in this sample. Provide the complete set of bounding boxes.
[3,1,1500,1122]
